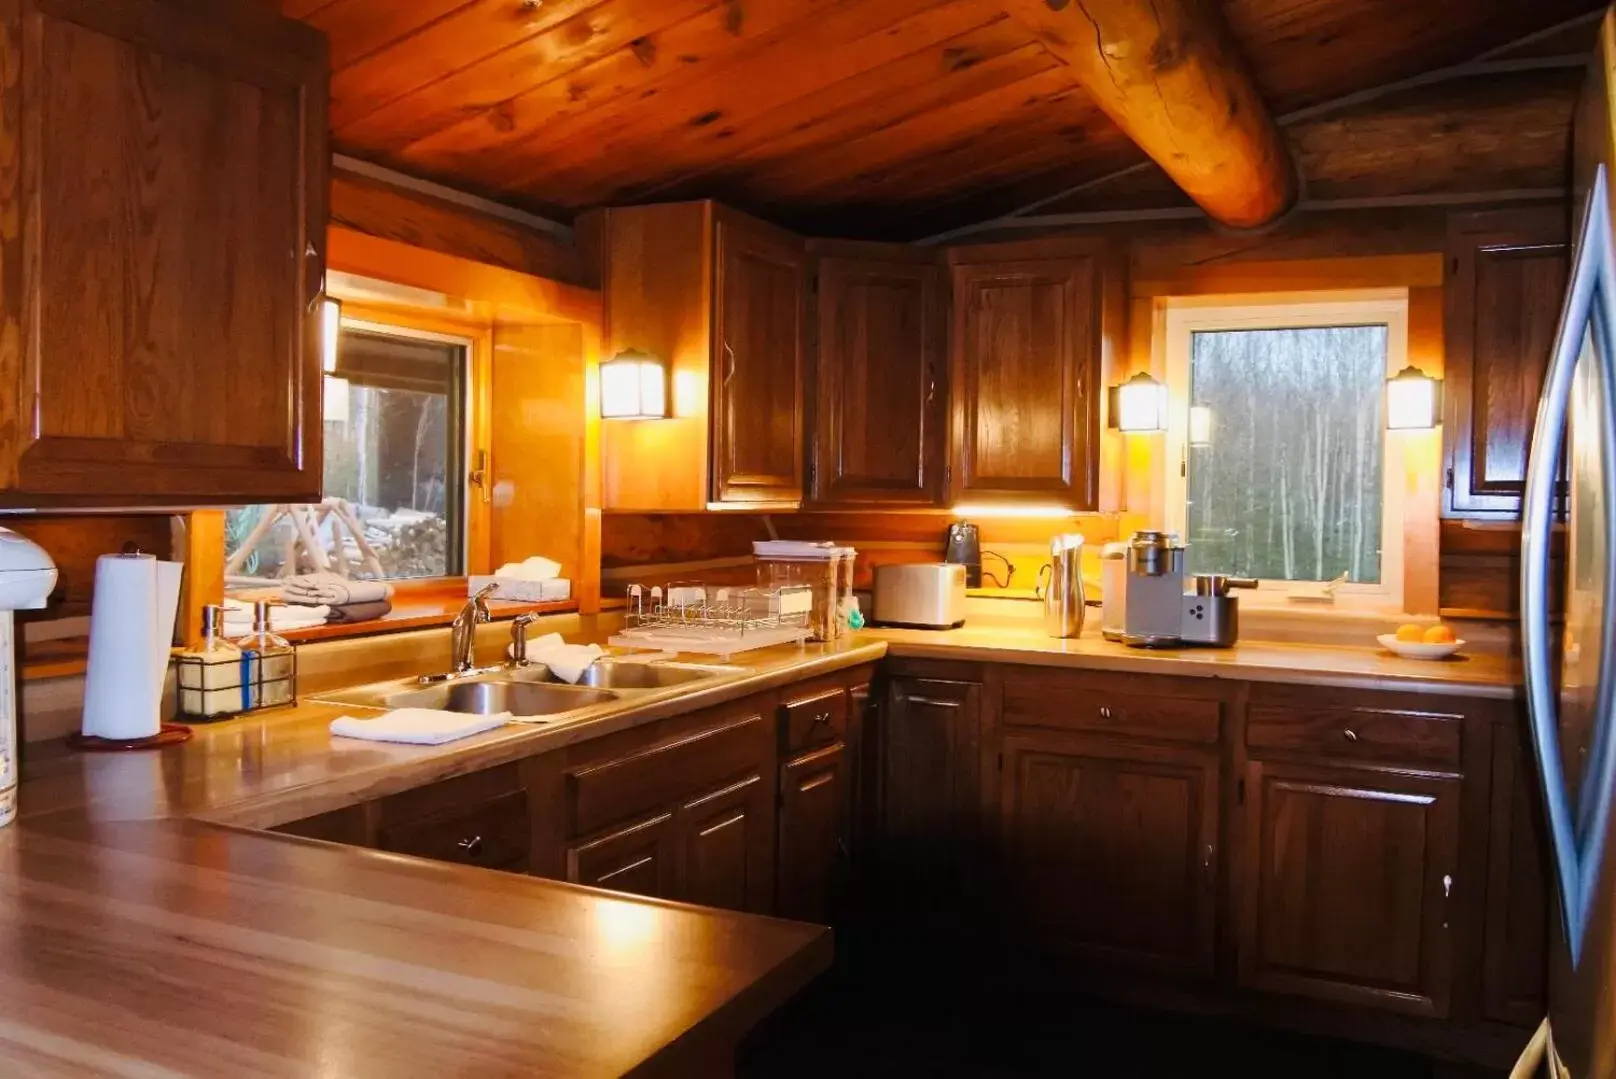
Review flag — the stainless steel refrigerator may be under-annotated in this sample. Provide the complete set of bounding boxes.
[1518,13,1616,1075]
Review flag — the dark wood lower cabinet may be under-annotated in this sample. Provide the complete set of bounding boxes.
[777,741,849,922]
[1238,759,1461,1018]
[1482,726,1551,1025]
[567,812,677,897]
[882,676,982,847]
[680,774,772,912]
[999,731,1218,977]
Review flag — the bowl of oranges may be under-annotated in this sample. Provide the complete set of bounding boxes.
[1376,623,1464,660]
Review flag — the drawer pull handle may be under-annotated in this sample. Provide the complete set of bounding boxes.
[1342,728,1358,742]
[1099,706,1112,719]
[813,711,832,725]
[457,835,485,856]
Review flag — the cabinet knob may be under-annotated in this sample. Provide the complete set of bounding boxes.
[457,835,485,856]
[1099,706,1111,719]
[813,711,831,725]
[1342,728,1358,742]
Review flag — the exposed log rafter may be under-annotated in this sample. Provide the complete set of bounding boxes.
[999,0,1298,229]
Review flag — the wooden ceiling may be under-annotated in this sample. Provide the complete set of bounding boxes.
[288,0,1606,239]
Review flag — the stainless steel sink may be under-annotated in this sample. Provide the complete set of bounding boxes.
[385,680,618,716]
[570,662,734,690]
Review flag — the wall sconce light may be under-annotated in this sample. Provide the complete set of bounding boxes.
[1189,406,1213,447]
[1385,365,1442,430]
[600,348,669,420]
[321,297,342,374]
[1109,372,1167,433]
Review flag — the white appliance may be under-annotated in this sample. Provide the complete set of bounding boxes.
[0,528,57,827]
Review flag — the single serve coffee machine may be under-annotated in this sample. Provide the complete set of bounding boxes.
[1121,530,1256,648]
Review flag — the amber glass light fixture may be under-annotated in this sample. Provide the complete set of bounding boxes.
[1385,365,1442,430]
[600,349,669,419]
[1109,371,1167,433]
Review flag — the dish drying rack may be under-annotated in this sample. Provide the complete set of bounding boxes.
[609,583,813,658]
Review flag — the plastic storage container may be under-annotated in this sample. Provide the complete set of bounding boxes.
[753,542,857,642]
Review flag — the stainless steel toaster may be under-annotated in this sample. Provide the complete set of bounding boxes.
[872,563,967,629]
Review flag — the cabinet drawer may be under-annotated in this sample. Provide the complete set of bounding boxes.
[1003,671,1220,744]
[569,711,767,837]
[1247,704,1463,770]
[375,763,524,830]
[782,687,847,755]
[377,789,531,871]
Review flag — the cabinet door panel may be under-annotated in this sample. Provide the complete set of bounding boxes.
[1239,760,1459,1016]
[567,813,677,900]
[882,678,982,849]
[812,254,942,506]
[1,0,326,505]
[678,773,771,914]
[951,257,1099,506]
[1483,725,1551,1025]
[714,217,803,503]
[1000,732,1217,976]
[777,741,849,923]
[1444,209,1570,516]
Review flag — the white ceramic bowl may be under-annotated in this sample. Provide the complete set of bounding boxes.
[1376,634,1465,660]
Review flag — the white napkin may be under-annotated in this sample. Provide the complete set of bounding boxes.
[529,642,604,684]
[507,631,565,661]
[492,556,561,582]
[329,708,511,745]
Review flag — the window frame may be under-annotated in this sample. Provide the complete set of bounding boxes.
[1159,290,1410,612]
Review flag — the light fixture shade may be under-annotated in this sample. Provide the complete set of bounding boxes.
[1386,365,1442,430]
[600,349,669,419]
[321,298,342,374]
[1109,371,1167,433]
[1189,405,1213,447]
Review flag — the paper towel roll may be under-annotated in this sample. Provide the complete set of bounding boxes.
[81,554,183,741]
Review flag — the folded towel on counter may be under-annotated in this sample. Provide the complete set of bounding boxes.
[222,598,329,635]
[330,708,511,746]
[324,599,394,625]
[282,572,393,607]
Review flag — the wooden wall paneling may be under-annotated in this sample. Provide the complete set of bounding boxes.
[593,203,713,512]
[335,0,712,153]
[5,515,172,621]
[294,0,468,71]
[808,242,944,507]
[328,165,590,286]
[1437,519,1565,617]
[490,320,586,587]
[0,0,328,507]
[999,0,1296,229]
[1444,205,1571,517]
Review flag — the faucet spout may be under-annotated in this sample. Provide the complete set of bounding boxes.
[450,584,500,673]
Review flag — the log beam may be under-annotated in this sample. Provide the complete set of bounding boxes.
[1001,0,1297,228]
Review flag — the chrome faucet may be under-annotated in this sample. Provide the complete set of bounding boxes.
[450,584,499,674]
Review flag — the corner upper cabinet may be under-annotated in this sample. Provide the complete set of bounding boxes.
[947,240,1112,508]
[1443,207,1570,517]
[807,243,944,507]
[0,0,329,508]
[591,202,805,511]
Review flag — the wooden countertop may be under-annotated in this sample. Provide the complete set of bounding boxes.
[869,624,1521,700]
[10,639,884,1078]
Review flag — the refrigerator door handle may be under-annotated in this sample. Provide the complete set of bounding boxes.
[1521,163,1616,967]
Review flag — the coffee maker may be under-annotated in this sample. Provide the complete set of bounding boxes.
[1121,530,1256,648]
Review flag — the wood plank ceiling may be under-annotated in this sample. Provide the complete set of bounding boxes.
[290,0,1605,239]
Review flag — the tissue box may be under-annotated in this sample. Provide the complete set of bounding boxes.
[467,575,572,603]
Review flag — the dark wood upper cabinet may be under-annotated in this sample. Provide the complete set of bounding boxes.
[1238,759,1461,1018]
[948,242,1107,508]
[713,212,805,505]
[999,731,1218,977]
[1444,207,1570,518]
[808,246,944,506]
[0,0,328,508]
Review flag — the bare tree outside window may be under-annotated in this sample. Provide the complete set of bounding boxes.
[1185,325,1386,584]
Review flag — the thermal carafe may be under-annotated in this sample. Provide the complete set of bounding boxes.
[1039,533,1086,638]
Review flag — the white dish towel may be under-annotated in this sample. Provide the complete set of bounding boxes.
[530,642,605,684]
[329,708,511,746]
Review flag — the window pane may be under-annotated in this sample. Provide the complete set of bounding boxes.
[225,326,466,586]
[1185,326,1385,584]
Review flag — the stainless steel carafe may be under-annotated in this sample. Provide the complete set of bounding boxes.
[1038,533,1086,638]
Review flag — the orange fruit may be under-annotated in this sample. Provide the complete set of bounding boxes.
[1395,624,1425,643]
[1423,624,1456,645]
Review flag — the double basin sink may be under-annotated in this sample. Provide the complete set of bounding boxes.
[313,659,741,721]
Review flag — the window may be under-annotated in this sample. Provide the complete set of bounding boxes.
[224,317,472,585]
[1161,293,1408,608]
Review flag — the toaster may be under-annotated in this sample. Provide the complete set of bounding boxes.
[872,563,967,629]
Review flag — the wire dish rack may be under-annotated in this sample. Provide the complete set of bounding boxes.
[609,583,814,658]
